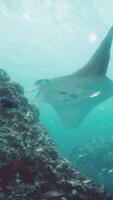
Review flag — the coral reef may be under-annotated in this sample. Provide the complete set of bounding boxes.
[0,69,112,199]
[69,138,113,196]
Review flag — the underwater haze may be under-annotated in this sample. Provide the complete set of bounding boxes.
[1,0,113,194]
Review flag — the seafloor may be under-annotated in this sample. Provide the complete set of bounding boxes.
[0,69,112,200]
[70,138,113,196]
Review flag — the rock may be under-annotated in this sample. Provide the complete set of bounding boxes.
[0,69,111,200]
[69,138,113,196]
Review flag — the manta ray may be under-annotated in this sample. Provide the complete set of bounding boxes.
[34,26,113,129]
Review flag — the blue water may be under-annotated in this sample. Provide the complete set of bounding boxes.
[0,0,113,194]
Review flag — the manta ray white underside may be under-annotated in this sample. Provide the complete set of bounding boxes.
[34,26,113,129]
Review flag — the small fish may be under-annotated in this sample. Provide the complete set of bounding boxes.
[83,179,91,184]
[108,169,113,173]
[44,190,64,198]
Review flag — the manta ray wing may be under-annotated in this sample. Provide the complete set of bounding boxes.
[75,26,113,77]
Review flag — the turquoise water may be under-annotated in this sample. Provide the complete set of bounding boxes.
[1,0,113,193]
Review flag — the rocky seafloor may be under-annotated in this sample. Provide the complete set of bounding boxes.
[69,138,113,196]
[0,69,112,200]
